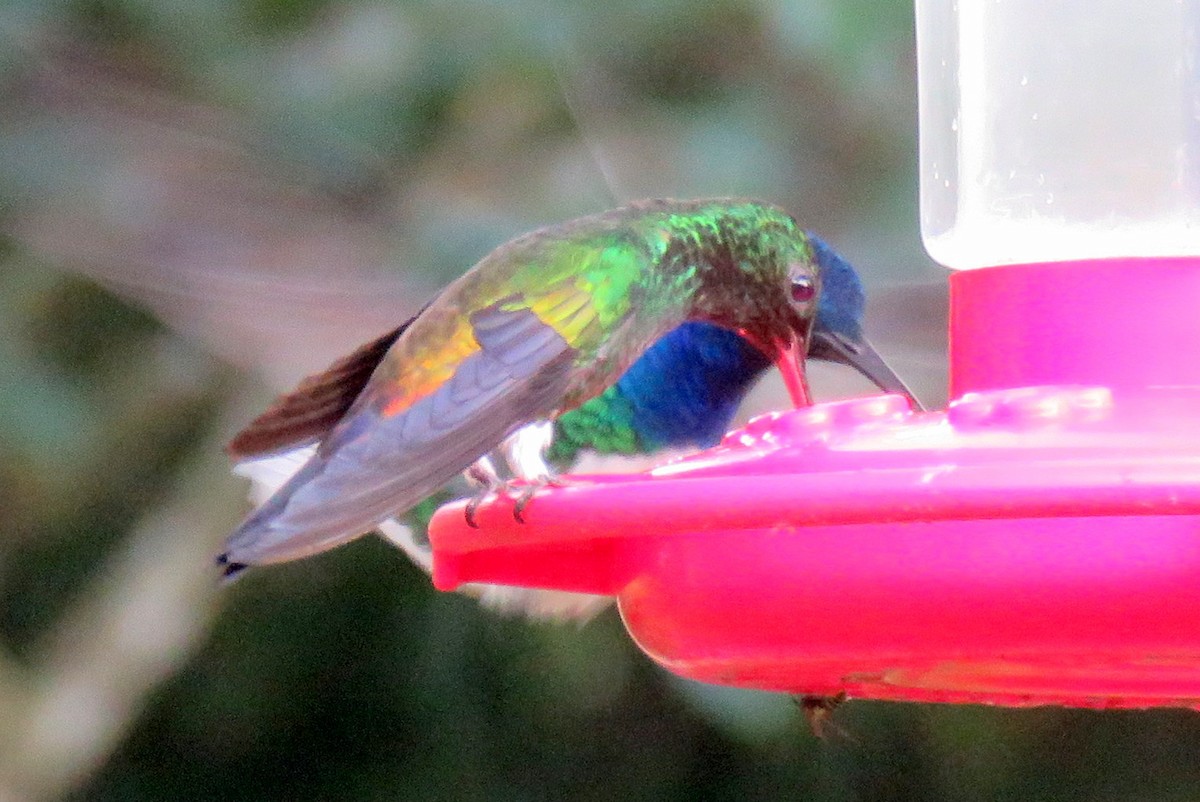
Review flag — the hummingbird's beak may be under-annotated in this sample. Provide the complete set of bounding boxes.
[775,333,813,408]
[808,330,924,411]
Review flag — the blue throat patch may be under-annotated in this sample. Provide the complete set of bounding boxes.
[617,321,771,451]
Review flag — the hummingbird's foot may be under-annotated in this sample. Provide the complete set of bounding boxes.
[464,467,579,527]
[793,692,851,740]
[500,420,578,522]
[465,454,502,489]
[510,474,582,523]
[511,475,554,523]
[464,491,488,529]
[462,477,544,526]
[463,455,503,529]
[512,485,536,523]
[465,475,560,527]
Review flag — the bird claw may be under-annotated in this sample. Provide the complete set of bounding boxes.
[794,692,851,740]
[460,476,555,527]
[463,454,504,529]
[511,475,560,523]
[512,484,538,523]
[462,475,580,526]
[464,492,488,529]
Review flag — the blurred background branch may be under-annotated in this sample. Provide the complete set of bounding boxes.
[0,394,248,801]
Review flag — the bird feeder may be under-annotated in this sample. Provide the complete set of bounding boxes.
[429,0,1200,708]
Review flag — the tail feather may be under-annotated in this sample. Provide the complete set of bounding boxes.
[227,323,409,459]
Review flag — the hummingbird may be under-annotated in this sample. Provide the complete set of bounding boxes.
[218,198,918,579]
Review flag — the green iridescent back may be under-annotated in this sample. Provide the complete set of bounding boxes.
[478,199,814,410]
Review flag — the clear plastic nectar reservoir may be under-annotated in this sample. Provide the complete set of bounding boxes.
[917,0,1200,268]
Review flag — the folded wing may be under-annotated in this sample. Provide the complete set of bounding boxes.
[220,303,578,572]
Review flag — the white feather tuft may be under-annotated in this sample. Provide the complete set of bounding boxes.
[233,445,317,505]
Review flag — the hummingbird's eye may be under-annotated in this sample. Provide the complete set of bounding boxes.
[790,276,815,303]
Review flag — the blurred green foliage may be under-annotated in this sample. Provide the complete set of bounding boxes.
[1,1,1198,800]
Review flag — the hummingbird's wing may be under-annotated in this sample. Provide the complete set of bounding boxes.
[220,303,577,570]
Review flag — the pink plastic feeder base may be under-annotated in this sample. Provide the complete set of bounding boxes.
[429,259,1200,708]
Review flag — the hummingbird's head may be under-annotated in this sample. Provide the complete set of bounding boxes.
[667,200,918,408]
[687,220,823,406]
[806,235,921,409]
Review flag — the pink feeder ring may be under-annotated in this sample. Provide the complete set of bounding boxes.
[430,385,1200,708]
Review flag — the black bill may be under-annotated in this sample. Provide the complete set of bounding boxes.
[808,330,924,411]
